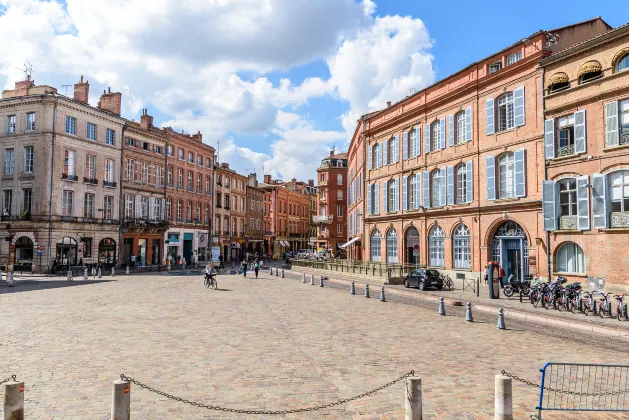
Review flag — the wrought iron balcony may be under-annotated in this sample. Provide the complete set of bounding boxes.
[187,186,193,192]
[103,180,117,187]
[312,215,333,224]
[186,219,193,225]
[177,183,183,189]
[621,132,629,146]
[62,173,78,181]
[225,206,231,210]
[557,144,575,157]
[223,230,229,236]
[197,188,203,194]
[83,177,98,185]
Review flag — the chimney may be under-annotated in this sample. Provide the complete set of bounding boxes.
[264,174,272,184]
[386,101,392,108]
[14,75,34,97]
[221,163,229,169]
[73,75,89,104]
[308,179,314,186]
[140,108,153,129]
[97,87,122,116]
[192,131,202,142]
[330,150,335,157]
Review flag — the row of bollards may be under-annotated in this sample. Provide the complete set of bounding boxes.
[437,297,507,330]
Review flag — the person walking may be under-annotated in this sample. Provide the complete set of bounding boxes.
[483,265,488,284]
[254,259,259,278]
[498,265,505,288]
[218,254,224,269]
[241,260,248,278]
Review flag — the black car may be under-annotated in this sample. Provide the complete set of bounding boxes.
[403,269,443,290]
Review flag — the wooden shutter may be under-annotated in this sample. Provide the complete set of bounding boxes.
[149,197,154,219]
[439,168,447,206]
[395,136,400,163]
[423,171,430,208]
[577,175,590,231]
[383,139,388,166]
[402,176,408,211]
[605,101,619,147]
[440,117,446,149]
[465,107,472,142]
[513,86,525,127]
[414,173,421,209]
[368,145,372,170]
[448,115,454,147]
[382,181,387,213]
[425,124,431,154]
[403,132,408,160]
[574,110,586,154]
[514,148,526,198]
[446,165,454,205]
[542,181,558,231]
[367,184,372,215]
[377,143,382,167]
[592,173,608,229]
[486,98,495,135]
[374,182,379,214]
[415,127,421,157]
[486,156,496,201]
[394,178,400,211]
[465,160,473,203]
[544,119,555,159]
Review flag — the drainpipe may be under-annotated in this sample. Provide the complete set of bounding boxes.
[163,140,168,264]
[361,117,367,261]
[541,66,552,280]
[118,122,128,268]
[46,95,59,273]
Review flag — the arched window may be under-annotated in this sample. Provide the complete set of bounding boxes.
[616,53,629,72]
[547,72,570,93]
[609,170,629,213]
[558,178,577,217]
[405,227,420,265]
[455,111,466,144]
[452,224,471,269]
[432,120,441,150]
[388,180,396,211]
[498,152,515,198]
[431,170,441,207]
[370,229,381,262]
[578,60,603,84]
[386,229,398,263]
[556,242,585,273]
[455,163,467,204]
[497,92,514,132]
[429,226,444,267]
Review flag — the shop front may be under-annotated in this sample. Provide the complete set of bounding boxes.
[98,238,117,268]
[55,237,77,272]
[14,236,34,271]
[167,233,180,264]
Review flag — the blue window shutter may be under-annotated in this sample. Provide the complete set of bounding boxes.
[367,184,372,215]
[446,165,454,205]
[465,160,473,203]
[382,181,388,213]
[513,86,525,127]
[440,117,446,149]
[574,110,586,154]
[592,174,608,229]
[514,148,526,197]
[577,175,590,231]
[486,156,496,200]
[402,176,408,211]
[542,181,558,231]
[374,182,379,214]
[368,146,372,170]
[465,107,472,142]
[605,101,619,147]
[415,173,421,209]
[395,178,400,211]
[403,132,408,160]
[544,119,555,159]
[395,136,400,163]
[415,127,421,157]
[383,140,388,166]
[448,115,454,146]
[423,171,430,208]
[439,168,447,206]
[425,124,431,154]
[377,144,382,167]
[485,98,495,135]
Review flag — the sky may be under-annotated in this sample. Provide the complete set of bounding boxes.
[0,0,626,181]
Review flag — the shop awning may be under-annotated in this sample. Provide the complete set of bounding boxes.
[282,241,290,247]
[339,236,360,249]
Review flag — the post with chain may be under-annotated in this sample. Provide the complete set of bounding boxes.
[3,376,24,420]
[111,377,130,420]
[405,376,422,420]
[495,373,513,420]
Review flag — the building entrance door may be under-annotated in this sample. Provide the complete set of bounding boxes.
[151,239,160,265]
[492,221,528,284]
[138,239,147,267]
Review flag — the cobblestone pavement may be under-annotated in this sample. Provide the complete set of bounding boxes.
[1,271,627,419]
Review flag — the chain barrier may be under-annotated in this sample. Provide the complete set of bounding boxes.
[0,375,17,386]
[501,370,628,397]
[120,370,414,414]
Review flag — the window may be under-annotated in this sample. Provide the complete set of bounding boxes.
[506,51,522,66]
[452,224,471,269]
[337,189,343,200]
[84,193,95,218]
[409,175,417,209]
[104,196,113,219]
[241,197,245,211]
[197,173,202,191]
[256,219,260,230]
[547,73,570,93]
[188,172,193,190]
[64,150,76,176]
[489,61,502,74]
[337,174,343,185]
[86,123,97,140]
[4,115,15,135]
[610,170,629,213]
[24,146,33,173]
[558,178,577,217]
[206,157,211,168]
[196,203,201,220]
[155,198,162,220]
[224,194,230,208]
[578,61,603,84]
[498,152,515,199]
[4,149,14,175]
[65,116,76,135]
[188,152,194,163]
[388,180,396,211]
[337,206,343,217]
[177,169,183,187]
[166,198,172,219]
[205,205,210,223]
[431,171,441,207]
[497,93,514,132]
[620,99,629,145]
[62,190,74,216]
[556,242,585,274]
[127,137,135,147]
[337,224,343,233]
[156,166,163,187]
[386,229,398,263]
[177,200,182,219]
[141,197,149,219]
[456,163,467,204]
[557,114,575,156]
[26,113,35,131]
[429,225,444,267]
[141,142,149,151]
[22,188,31,214]
[197,155,202,166]
[85,154,96,180]
[125,194,135,218]
[153,145,162,155]
[167,145,174,156]
[432,120,441,151]
[2,190,12,215]
[617,54,629,72]
[454,111,465,144]
[206,176,210,193]
[125,159,134,182]
[141,162,149,184]
[178,149,184,160]
[370,229,381,262]
[106,129,115,145]
[83,238,93,258]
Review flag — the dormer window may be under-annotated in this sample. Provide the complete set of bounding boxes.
[488,61,502,74]
[578,60,603,84]
[547,72,570,93]
[506,51,522,66]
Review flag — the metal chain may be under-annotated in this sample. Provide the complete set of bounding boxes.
[501,370,628,397]
[120,370,414,414]
[0,375,16,386]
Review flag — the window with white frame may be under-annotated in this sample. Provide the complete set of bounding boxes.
[196,203,201,220]
[127,137,136,147]
[206,176,211,193]
[6,115,15,134]
[62,190,74,216]
[126,159,134,182]
[125,194,135,218]
[166,198,172,219]
[177,169,183,187]
[85,154,96,180]
[86,123,97,140]
[65,116,76,135]
[610,170,629,213]
[187,201,192,220]
[409,175,417,209]
[4,148,14,175]
[167,145,173,156]
[432,120,441,151]
[506,51,522,66]
[386,229,398,263]
[337,205,343,217]
[497,92,514,132]
[104,196,113,219]
[64,150,76,176]
[2,190,12,215]
[556,242,585,274]
[154,198,162,220]
[22,188,31,214]
[206,157,211,168]
[558,178,577,217]
[456,111,466,144]
[26,113,35,131]
[429,225,444,267]
[106,128,115,145]
[197,155,202,166]
[337,189,343,200]
[197,173,202,191]
[452,224,471,269]
[431,171,441,207]
[188,152,193,163]
[141,196,149,219]
[84,193,95,218]
[370,229,381,262]
[456,163,467,204]
[24,146,33,173]
[488,61,502,74]
[141,162,149,184]
[177,200,182,219]
[620,99,629,145]
[388,180,396,211]
[337,224,343,233]
[498,152,515,198]
[337,174,343,185]
[178,148,184,160]
[156,166,163,187]
[557,114,575,156]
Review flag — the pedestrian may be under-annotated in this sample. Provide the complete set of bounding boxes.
[498,265,505,288]
[218,254,224,269]
[130,254,136,269]
[241,260,248,278]
[254,260,259,278]
[483,265,488,284]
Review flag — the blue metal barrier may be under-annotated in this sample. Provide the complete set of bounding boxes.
[535,362,629,419]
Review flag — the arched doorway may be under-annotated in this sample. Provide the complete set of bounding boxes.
[405,227,420,265]
[98,238,116,268]
[491,221,528,283]
[56,237,77,270]
[14,236,34,270]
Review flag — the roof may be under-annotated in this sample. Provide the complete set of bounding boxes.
[548,16,612,33]
[330,153,348,159]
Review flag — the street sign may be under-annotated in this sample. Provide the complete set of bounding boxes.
[413,249,419,256]
[38,245,44,251]
[37,250,43,256]
[413,244,419,250]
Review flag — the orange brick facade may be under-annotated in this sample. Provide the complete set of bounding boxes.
[316,152,348,253]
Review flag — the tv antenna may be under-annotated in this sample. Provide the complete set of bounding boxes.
[15,62,35,80]
[61,84,72,95]
[408,88,416,96]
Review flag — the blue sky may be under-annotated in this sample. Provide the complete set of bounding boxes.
[0,0,626,180]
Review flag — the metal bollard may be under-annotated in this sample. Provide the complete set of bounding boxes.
[282,269,285,278]
[310,274,314,285]
[519,289,522,303]
[365,283,370,298]
[380,287,385,302]
[405,376,422,420]
[98,268,102,279]
[497,308,506,330]
[438,297,446,316]
[350,281,355,295]
[494,374,513,420]
[126,266,130,275]
[182,261,186,270]
[111,267,115,277]
[302,273,306,283]
[3,378,25,420]
[111,378,130,420]
[83,268,88,280]
[320,276,324,287]
[465,302,473,322]
[276,268,279,277]
[7,271,13,287]
[67,269,73,282]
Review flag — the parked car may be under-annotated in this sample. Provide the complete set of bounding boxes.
[297,249,309,258]
[403,269,443,290]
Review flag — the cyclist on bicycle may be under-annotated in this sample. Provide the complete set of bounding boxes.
[205,261,216,282]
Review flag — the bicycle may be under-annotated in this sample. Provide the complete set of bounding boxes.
[598,292,612,318]
[581,290,597,316]
[441,274,454,291]
[204,273,218,290]
[614,294,626,321]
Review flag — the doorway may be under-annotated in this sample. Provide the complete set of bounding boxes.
[151,239,161,265]
[492,221,528,284]
[138,239,147,267]
[405,227,420,266]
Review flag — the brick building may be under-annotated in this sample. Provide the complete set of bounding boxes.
[213,162,246,261]
[315,151,348,253]
[245,173,264,255]
[541,23,629,289]
[0,76,125,273]
[351,18,609,283]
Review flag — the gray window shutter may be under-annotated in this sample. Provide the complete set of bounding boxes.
[403,132,408,160]
[486,156,496,200]
[544,118,555,159]
[465,107,472,142]
[377,144,382,167]
[402,176,408,211]
[542,180,558,231]
[440,117,446,149]
[415,173,421,209]
[395,178,400,211]
[605,101,619,147]
[592,173,608,229]
[485,98,495,135]
[446,165,454,205]
[465,160,473,203]
[577,175,590,231]
[368,146,372,170]
[415,127,421,156]
[423,171,430,208]
[439,168,447,206]
[395,136,400,163]
[514,148,526,198]
[574,110,586,154]
[425,124,431,154]
[513,86,525,127]
[135,195,141,219]
[448,115,454,147]
[161,200,165,221]
[374,182,379,214]
[382,181,388,213]
[367,184,372,215]
[383,139,388,166]
[149,197,154,219]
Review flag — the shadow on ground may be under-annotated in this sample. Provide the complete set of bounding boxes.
[0,280,114,294]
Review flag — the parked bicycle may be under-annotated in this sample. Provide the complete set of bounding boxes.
[614,294,626,321]
[561,282,582,313]
[531,277,548,308]
[440,274,454,291]
[597,292,612,318]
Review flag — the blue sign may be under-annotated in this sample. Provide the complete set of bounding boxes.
[37,250,43,256]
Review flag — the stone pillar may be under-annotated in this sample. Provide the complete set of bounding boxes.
[405,376,422,420]
[494,374,513,420]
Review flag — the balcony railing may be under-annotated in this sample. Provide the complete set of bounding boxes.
[83,177,98,185]
[197,188,203,194]
[124,218,169,228]
[225,206,231,210]
[557,144,575,157]
[62,173,78,181]
[177,184,183,190]
[103,180,117,188]
[318,180,328,187]
[621,132,629,146]
[186,219,193,224]
[177,217,184,223]
[317,231,330,239]
[264,231,273,236]
[168,182,174,188]
[217,181,222,186]
[216,204,222,208]
[187,186,193,192]
[312,215,333,224]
